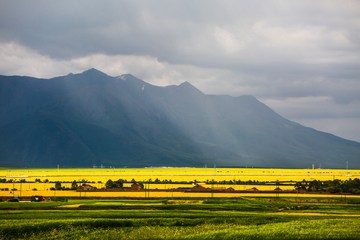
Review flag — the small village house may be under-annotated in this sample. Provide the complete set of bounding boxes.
[131,183,141,191]
[76,184,95,191]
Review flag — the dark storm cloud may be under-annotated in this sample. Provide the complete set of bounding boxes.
[0,0,359,141]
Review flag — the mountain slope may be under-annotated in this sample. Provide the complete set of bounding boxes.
[0,69,359,168]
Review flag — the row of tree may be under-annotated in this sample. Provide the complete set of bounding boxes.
[1,178,292,185]
[0,178,87,184]
[0,178,28,183]
[105,179,144,189]
[295,178,360,194]
[53,180,79,190]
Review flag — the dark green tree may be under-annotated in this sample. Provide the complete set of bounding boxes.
[295,181,302,190]
[113,179,124,188]
[55,181,62,190]
[105,179,114,189]
[71,180,78,190]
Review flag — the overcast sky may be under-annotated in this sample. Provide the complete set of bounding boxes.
[0,0,359,142]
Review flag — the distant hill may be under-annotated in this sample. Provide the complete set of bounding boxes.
[0,68,359,168]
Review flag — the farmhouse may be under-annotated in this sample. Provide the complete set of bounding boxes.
[76,184,95,191]
[225,187,235,192]
[190,185,209,192]
[246,187,259,193]
[131,183,141,191]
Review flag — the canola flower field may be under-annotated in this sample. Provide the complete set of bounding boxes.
[0,167,358,198]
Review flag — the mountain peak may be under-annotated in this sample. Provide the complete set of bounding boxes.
[116,74,138,81]
[179,81,192,87]
[82,68,99,73]
[178,81,203,95]
[81,68,108,76]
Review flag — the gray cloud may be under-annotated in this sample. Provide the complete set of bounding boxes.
[0,0,359,141]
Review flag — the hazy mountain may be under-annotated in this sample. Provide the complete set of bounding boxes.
[0,69,359,168]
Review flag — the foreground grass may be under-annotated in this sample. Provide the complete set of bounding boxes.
[1,197,360,239]
[184,218,360,240]
[2,215,359,240]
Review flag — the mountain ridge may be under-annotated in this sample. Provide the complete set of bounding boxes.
[0,69,359,168]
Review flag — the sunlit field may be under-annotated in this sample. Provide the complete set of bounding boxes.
[2,167,358,179]
[1,167,358,198]
[1,168,360,239]
[1,197,360,239]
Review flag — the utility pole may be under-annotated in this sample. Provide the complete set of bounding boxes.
[12,179,15,198]
[93,164,95,172]
[144,181,147,199]
[211,179,214,199]
[340,182,347,203]
[276,180,280,201]
[20,180,22,200]
[101,164,103,172]
[214,164,216,174]
[346,161,348,175]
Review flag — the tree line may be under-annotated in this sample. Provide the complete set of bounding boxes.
[295,178,360,194]
[0,178,293,185]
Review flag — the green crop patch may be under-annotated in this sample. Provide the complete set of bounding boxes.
[1,198,360,239]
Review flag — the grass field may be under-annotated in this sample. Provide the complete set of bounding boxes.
[1,197,360,239]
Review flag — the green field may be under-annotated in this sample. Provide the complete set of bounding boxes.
[1,197,360,239]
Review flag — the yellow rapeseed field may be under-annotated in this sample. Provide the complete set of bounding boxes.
[1,167,358,198]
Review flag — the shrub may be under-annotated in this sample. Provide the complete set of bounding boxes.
[327,187,340,194]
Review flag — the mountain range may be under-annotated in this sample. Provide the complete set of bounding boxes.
[0,68,359,168]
